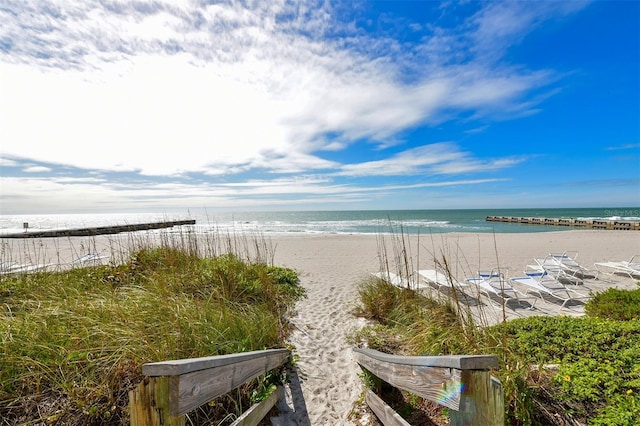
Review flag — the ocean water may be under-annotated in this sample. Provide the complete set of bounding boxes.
[1,208,638,236]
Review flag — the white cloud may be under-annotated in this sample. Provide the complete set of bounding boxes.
[605,143,640,151]
[337,142,524,177]
[469,0,590,62]
[0,0,567,180]
[0,157,19,167]
[0,172,511,214]
[23,166,52,173]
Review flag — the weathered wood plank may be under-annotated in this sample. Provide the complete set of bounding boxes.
[449,372,504,426]
[355,352,463,410]
[142,348,290,377]
[365,390,411,426]
[353,348,498,370]
[171,350,289,416]
[129,376,185,426]
[230,386,281,426]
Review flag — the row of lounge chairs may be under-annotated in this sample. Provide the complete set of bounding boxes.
[537,252,640,281]
[372,252,639,311]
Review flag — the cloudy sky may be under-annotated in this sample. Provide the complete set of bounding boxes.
[1,0,638,214]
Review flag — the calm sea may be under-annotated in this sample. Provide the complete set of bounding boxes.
[1,208,639,236]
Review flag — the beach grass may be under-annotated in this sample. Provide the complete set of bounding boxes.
[355,276,640,424]
[0,231,304,425]
[353,226,640,425]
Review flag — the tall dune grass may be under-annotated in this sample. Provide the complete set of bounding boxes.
[0,229,304,425]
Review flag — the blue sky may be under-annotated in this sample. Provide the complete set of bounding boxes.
[0,0,638,214]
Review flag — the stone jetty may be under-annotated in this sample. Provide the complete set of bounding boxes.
[0,220,196,238]
[485,216,639,230]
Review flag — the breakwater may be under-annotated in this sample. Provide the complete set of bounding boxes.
[485,216,639,230]
[0,220,196,238]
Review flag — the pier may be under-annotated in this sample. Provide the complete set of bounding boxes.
[0,219,196,238]
[485,216,639,230]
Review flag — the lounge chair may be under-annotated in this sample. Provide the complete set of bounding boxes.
[71,253,109,267]
[0,262,17,273]
[416,269,468,294]
[535,251,595,280]
[528,260,582,286]
[533,252,591,284]
[371,271,418,290]
[594,255,640,279]
[0,262,51,275]
[510,268,589,309]
[465,270,535,309]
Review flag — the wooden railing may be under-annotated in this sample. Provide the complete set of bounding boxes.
[353,348,504,426]
[129,348,290,426]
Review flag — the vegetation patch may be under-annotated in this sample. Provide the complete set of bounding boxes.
[0,243,304,425]
[490,315,640,424]
[353,275,640,425]
[584,287,640,321]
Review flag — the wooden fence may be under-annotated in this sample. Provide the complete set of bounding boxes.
[353,348,504,426]
[129,348,290,426]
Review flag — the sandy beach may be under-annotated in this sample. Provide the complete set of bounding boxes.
[2,229,639,425]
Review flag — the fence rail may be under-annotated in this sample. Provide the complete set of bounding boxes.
[353,348,504,426]
[129,348,290,426]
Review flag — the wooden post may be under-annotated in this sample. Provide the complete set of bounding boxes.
[129,349,290,424]
[449,371,503,426]
[129,377,185,426]
[354,349,504,426]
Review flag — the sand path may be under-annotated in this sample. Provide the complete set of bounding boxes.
[270,235,379,425]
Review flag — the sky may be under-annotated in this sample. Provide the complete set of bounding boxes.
[0,0,639,215]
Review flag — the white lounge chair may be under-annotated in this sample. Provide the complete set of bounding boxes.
[511,269,589,309]
[71,253,109,267]
[0,262,51,275]
[594,255,640,279]
[416,269,467,292]
[0,262,17,273]
[535,251,595,280]
[528,260,582,286]
[371,271,418,290]
[465,270,535,309]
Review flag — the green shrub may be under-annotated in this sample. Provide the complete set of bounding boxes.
[584,287,640,321]
[489,316,640,423]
